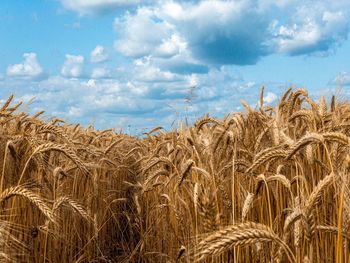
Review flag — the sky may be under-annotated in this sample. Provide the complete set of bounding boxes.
[0,0,350,134]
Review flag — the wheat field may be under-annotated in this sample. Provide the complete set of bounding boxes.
[0,87,349,262]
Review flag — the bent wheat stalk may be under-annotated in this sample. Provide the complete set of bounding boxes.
[0,185,56,224]
[192,222,295,262]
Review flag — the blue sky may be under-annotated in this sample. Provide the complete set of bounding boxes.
[0,0,350,134]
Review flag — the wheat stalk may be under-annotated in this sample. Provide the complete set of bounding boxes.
[192,222,295,262]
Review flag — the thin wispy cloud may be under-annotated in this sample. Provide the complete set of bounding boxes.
[334,72,350,86]
[60,0,151,15]
[91,45,109,63]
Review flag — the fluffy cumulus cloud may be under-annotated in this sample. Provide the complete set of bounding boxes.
[114,8,187,59]
[90,45,109,63]
[114,2,269,66]
[61,54,85,78]
[160,1,271,65]
[7,53,44,79]
[113,0,350,68]
[271,6,349,55]
[263,92,278,104]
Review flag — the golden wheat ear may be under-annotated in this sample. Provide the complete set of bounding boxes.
[52,196,92,222]
[191,222,295,263]
[0,185,56,224]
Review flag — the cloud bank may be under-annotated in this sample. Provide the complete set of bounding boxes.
[114,0,349,68]
[2,0,349,133]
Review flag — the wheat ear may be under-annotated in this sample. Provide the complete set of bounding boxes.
[192,222,295,262]
[0,185,55,223]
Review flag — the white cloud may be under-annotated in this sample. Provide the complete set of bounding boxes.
[91,45,109,63]
[114,8,186,58]
[116,1,269,65]
[272,8,349,55]
[114,0,350,68]
[154,34,187,58]
[134,66,179,83]
[7,53,44,79]
[91,67,110,78]
[263,92,278,104]
[61,54,85,78]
